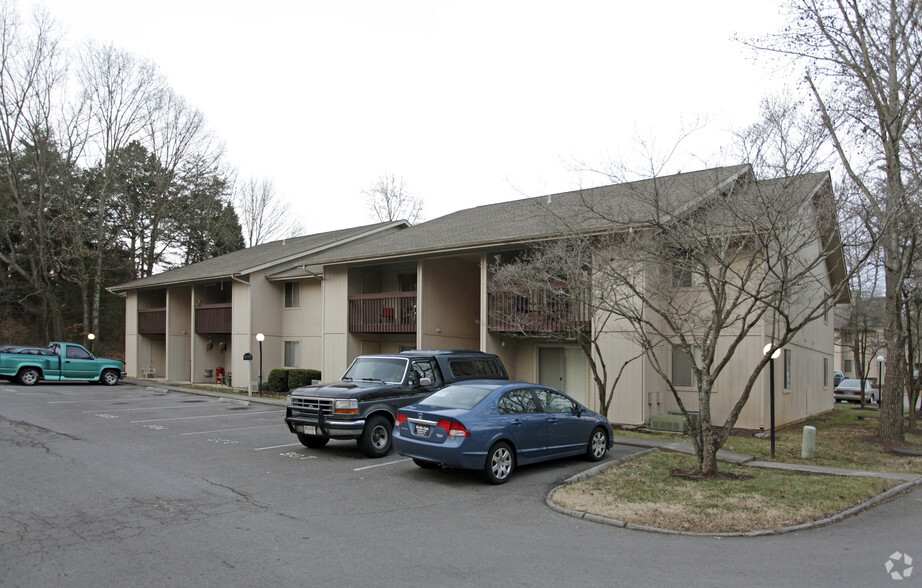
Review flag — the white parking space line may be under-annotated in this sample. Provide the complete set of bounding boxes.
[253,443,304,451]
[129,410,283,424]
[50,399,135,404]
[81,404,217,413]
[353,458,412,471]
[181,424,281,436]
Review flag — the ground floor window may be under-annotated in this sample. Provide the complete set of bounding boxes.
[284,340,300,367]
[671,345,699,388]
[783,348,792,389]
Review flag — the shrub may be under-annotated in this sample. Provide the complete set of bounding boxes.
[267,369,290,393]
[288,369,321,389]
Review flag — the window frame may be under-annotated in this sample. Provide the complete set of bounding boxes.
[283,340,300,368]
[783,348,792,390]
[671,345,699,389]
[284,281,301,309]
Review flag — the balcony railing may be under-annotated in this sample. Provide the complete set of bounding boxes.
[488,288,590,334]
[349,291,417,333]
[138,307,166,335]
[195,303,232,334]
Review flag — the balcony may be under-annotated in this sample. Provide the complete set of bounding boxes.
[195,303,232,334]
[488,289,590,334]
[349,291,417,333]
[138,307,166,335]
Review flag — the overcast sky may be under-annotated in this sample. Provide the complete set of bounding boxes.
[27,0,788,233]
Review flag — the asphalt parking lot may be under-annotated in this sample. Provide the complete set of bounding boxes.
[2,381,921,587]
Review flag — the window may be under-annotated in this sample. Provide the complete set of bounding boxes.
[824,357,829,388]
[498,389,539,414]
[66,345,93,360]
[673,267,704,288]
[671,346,699,388]
[411,360,440,386]
[284,282,300,308]
[844,359,854,374]
[448,358,502,378]
[783,349,792,389]
[534,389,578,414]
[284,341,300,368]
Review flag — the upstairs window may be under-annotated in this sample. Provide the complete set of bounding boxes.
[285,282,300,308]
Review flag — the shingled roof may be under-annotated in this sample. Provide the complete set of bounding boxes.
[112,163,843,292]
[109,221,407,292]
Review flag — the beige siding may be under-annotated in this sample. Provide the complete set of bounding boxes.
[323,266,350,380]
[124,292,139,377]
[418,256,479,350]
[166,286,191,381]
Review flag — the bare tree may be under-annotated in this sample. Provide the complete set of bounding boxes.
[234,176,302,247]
[753,0,922,442]
[489,241,643,417]
[502,162,856,476]
[837,298,886,406]
[363,173,423,224]
[0,3,72,340]
[78,42,164,339]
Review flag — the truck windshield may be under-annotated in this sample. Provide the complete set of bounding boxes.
[342,357,408,384]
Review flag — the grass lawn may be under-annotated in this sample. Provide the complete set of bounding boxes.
[553,404,922,533]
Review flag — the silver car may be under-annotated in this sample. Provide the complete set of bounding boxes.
[833,378,878,403]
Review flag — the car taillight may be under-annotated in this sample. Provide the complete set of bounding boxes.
[437,419,470,437]
[395,413,408,427]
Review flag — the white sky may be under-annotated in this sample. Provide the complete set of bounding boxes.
[27,0,788,233]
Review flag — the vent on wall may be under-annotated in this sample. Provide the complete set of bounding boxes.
[649,414,686,433]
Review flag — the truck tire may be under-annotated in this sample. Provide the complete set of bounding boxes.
[297,434,329,448]
[99,369,120,386]
[358,414,392,458]
[17,367,40,386]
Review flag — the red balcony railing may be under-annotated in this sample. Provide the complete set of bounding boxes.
[349,291,417,333]
[488,288,590,334]
[138,307,166,335]
[195,303,232,334]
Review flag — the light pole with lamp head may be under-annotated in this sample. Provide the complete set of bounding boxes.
[256,333,265,396]
[87,333,95,353]
[877,355,885,405]
[763,343,781,458]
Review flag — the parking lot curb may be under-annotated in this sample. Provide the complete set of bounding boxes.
[545,446,922,536]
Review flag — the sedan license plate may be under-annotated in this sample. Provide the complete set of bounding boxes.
[414,424,430,437]
[298,425,318,435]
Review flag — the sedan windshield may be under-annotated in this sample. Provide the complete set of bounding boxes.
[423,385,494,410]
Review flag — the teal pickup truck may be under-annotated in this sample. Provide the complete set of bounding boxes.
[0,342,125,386]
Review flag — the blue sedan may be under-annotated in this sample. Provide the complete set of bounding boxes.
[393,380,614,484]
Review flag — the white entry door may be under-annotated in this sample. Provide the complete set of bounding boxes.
[538,346,588,406]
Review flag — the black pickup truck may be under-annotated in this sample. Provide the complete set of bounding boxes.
[285,350,508,457]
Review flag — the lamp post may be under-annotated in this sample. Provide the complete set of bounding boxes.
[763,344,781,459]
[877,355,885,405]
[256,333,265,397]
[87,333,95,353]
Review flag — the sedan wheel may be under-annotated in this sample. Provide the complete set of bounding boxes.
[484,442,514,484]
[586,427,608,462]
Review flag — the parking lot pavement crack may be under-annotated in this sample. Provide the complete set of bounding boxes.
[200,478,270,510]
[0,413,80,456]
